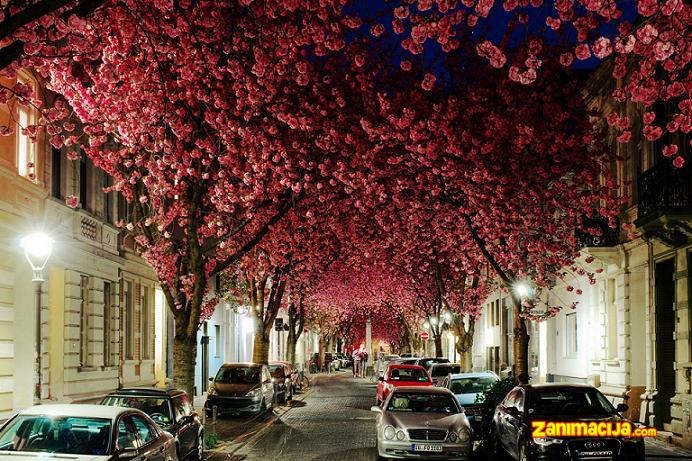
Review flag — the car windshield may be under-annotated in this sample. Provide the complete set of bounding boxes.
[215,367,261,384]
[269,365,286,378]
[431,365,461,377]
[530,388,615,417]
[101,396,172,426]
[449,377,498,395]
[419,358,448,369]
[0,416,111,455]
[388,368,429,382]
[387,393,459,414]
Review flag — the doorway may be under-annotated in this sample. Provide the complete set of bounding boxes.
[654,258,676,429]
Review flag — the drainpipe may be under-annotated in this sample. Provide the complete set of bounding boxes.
[201,322,209,396]
[642,238,655,426]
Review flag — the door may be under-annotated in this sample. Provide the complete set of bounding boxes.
[497,389,520,453]
[172,395,196,456]
[654,259,676,429]
[130,414,166,461]
[504,389,524,459]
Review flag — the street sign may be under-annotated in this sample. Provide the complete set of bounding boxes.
[420,331,430,341]
[275,318,284,331]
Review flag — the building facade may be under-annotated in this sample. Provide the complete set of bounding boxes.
[471,65,691,446]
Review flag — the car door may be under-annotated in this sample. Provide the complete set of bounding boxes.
[262,366,274,404]
[496,389,519,453]
[115,416,144,461]
[172,394,196,456]
[131,414,167,461]
[501,389,525,459]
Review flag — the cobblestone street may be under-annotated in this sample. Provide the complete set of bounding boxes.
[205,371,692,461]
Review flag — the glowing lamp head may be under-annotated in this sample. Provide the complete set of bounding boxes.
[515,282,530,299]
[20,232,53,281]
[422,320,430,329]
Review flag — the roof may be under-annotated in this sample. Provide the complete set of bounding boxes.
[522,383,596,391]
[220,362,263,368]
[19,404,134,420]
[448,371,499,379]
[390,386,454,395]
[387,364,426,370]
[108,387,185,398]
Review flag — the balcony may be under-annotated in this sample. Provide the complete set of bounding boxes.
[576,217,620,248]
[635,161,692,246]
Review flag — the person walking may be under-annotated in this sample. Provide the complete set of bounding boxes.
[352,349,361,378]
[360,350,369,378]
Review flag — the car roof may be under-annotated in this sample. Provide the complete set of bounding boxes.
[107,387,185,398]
[430,363,460,367]
[521,383,596,391]
[19,404,133,420]
[221,362,263,368]
[390,386,453,395]
[448,372,499,379]
[387,364,426,370]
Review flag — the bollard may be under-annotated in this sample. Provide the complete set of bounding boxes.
[212,405,218,438]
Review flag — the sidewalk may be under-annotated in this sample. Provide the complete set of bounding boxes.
[646,437,692,459]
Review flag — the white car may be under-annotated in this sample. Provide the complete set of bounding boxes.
[0,404,177,460]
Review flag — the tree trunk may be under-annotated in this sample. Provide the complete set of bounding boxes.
[512,297,530,384]
[453,315,475,372]
[173,334,197,400]
[287,327,297,365]
[253,333,270,364]
[433,333,443,358]
[318,335,325,371]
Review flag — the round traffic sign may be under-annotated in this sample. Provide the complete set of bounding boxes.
[420,331,430,341]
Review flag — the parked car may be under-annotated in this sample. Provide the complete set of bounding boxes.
[427,363,462,386]
[271,360,301,390]
[376,364,433,406]
[494,383,645,461]
[415,357,450,370]
[400,353,414,358]
[441,371,499,432]
[324,353,339,371]
[101,387,203,460]
[206,363,275,416]
[269,362,294,403]
[0,404,177,460]
[394,358,420,366]
[371,386,472,460]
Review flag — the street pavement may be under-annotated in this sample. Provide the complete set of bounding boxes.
[206,371,692,461]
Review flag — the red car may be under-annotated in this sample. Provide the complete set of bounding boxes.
[376,364,433,405]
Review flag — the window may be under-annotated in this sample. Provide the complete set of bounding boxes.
[103,282,112,367]
[173,395,192,422]
[606,279,617,359]
[104,173,113,224]
[79,154,89,212]
[566,312,578,357]
[125,280,134,360]
[51,147,64,199]
[142,286,150,359]
[214,325,221,357]
[16,78,37,180]
[131,415,158,445]
[117,419,137,450]
[494,299,500,326]
[80,276,90,367]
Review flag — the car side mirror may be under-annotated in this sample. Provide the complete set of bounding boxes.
[616,403,628,413]
[378,376,384,382]
[370,406,383,413]
[208,377,213,382]
[506,406,522,418]
[118,447,138,460]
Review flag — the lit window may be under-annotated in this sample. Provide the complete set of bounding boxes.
[566,312,578,357]
[16,76,37,179]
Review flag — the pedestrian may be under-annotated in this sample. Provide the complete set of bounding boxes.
[360,350,369,378]
[352,349,361,378]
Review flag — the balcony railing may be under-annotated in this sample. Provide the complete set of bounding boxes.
[636,161,692,226]
[576,217,620,248]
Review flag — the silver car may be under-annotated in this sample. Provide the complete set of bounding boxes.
[371,386,471,460]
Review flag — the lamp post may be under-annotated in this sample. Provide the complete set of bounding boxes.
[20,232,53,404]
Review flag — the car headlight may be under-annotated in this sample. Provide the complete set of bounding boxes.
[383,425,396,440]
[533,437,564,446]
[396,430,406,441]
[457,429,470,442]
[246,388,262,399]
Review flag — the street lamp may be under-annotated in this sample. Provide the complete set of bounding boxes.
[20,232,53,404]
[514,281,531,299]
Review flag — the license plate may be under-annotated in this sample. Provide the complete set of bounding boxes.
[474,415,482,421]
[412,444,443,452]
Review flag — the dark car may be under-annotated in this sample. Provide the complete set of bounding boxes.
[493,383,645,461]
[415,357,450,370]
[206,363,275,416]
[101,387,203,460]
[269,362,293,403]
